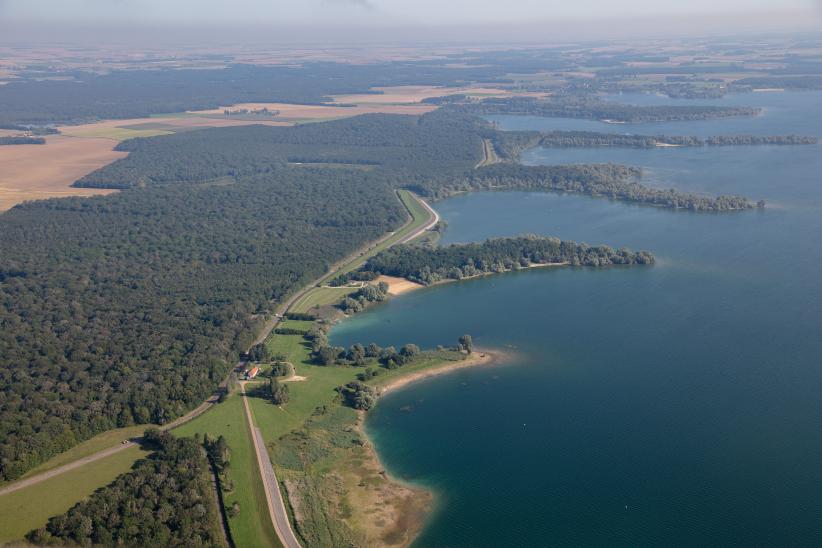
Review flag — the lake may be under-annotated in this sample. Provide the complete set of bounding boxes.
[330,92,822,546]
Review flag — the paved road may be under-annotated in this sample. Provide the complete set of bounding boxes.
[399,193,438,244]
[241,382,302,548]
[284,191,435,317]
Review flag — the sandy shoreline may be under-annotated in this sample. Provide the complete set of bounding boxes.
[375,347,506,396]
[352,347,511,545]
[349,414,433,547]
[376,275,424,295]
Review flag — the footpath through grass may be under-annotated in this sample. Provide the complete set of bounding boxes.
[0,446,149,544]
[18,424,151,480]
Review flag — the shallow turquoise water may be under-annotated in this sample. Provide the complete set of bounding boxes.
[331,92,822,546]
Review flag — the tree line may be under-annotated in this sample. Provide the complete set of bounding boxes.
[0,136,46,145]
[446,96,761,123]
[491,130,817,159]
[413,163,760,211]
[27,430,226,547]
[362,235,654,285]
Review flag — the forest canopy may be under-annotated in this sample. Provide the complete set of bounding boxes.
[0,157,404,481]
[447,96,761,123]
[363,235,655,285]
[27,430,226,547]
[0,110,758,482]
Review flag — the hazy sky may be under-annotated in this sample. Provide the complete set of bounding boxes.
[1,0,817,25]
[1,0,819,43]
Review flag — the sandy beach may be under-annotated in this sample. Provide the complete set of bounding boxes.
[377,275,424,295]
[375,348,506,396]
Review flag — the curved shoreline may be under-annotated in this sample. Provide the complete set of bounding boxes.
[354,347,514,546]
[374,347,511,396]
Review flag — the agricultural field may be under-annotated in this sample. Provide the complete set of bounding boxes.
[59,125,173,140]
[59,115,291,140]
[329,84,517,105]
[0,135,123,211]
[193,101,436,123]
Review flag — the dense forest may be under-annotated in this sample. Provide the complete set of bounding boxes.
[74,111,758,214]
[0,110,760,482]
[0,160,404,482]
[27,430,226,547]
[414,163,759,211]
[0,61,517,126]
[74,111,484,189]
[449,96,761,123]
[362,235,654,285]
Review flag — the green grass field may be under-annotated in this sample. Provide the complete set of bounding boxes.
[276,319,315,332]
[175,391,282,548]
[290,286,358,314]
[0,446,149,544]
[19,424,152,479]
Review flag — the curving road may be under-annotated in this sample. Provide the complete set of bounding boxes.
[399,192,439,244]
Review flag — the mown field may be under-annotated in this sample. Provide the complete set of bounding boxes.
[0,135,122,211]
[175,391,282,548]
[19,424,150,479]
[0,446,150,544]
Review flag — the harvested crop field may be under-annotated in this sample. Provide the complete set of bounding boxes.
[0,136,124,211]
[59,115,291,140]
[330,85,518,104]
[195,101,436,122]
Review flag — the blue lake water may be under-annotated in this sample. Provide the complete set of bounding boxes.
[489,90,822,137]
[331,92,822,546]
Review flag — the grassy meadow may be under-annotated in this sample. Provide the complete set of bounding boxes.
[0,446,150,544]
